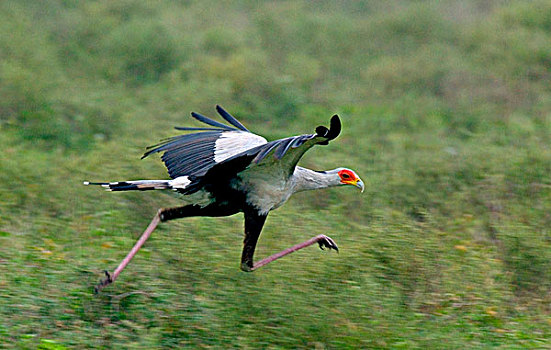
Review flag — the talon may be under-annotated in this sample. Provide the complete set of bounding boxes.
[103,270,113,283]
[317,235,339,252]
[94,270,113,294]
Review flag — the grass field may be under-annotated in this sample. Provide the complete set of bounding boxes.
[1,0,550,348]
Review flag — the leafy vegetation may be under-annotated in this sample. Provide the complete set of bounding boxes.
[1,0,550,348]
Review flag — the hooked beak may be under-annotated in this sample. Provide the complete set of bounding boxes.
[344,178,364,193]
[356,179,365,193]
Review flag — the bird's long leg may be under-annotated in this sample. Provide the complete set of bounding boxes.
[250,235,338,271]
[95,205,223,294]
[240,209,338,272]
[95,210,162,294]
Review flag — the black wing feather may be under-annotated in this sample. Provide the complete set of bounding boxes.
[216,105,250,132]
[191,112,235,130]
[325,115,341,140]
[174,127,223,131]
[142,106,256,178]
[146,129,266,180]
[143,132,219,159]
[143,131,223,178]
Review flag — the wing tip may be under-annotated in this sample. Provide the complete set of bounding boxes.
[315,125,329,137]
[326,114,341,140]
[314,114,340,142]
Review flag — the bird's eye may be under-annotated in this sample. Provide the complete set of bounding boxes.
[342,173,350,179]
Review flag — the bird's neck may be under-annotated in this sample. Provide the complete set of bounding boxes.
[291,167,338,193]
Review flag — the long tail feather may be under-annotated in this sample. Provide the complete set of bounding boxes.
[84,180,173,191]
[84,176,191,192]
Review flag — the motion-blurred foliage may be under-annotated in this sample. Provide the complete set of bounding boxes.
[0,0,550,348]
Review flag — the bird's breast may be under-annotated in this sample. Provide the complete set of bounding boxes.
[234,168,294,215]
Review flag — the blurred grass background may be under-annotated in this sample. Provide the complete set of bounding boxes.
[1,0,550,348]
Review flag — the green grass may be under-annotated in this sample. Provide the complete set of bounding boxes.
[1,0,550,348]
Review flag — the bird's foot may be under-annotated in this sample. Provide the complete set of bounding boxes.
[317,235,339,252]
[94,270,113,294]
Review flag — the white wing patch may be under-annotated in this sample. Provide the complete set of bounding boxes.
[213,131,267,163]
[169,176,191,190]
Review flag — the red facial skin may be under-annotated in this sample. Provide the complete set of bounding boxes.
[338,169,357,183]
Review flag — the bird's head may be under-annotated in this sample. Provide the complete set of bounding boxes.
[328,168,364,192]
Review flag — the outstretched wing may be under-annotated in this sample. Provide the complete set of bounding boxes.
[250,114,341,173]
[192,115,342,189]
[142,105,267,179]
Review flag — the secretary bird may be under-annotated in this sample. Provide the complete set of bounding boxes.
[85,106,363,293]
